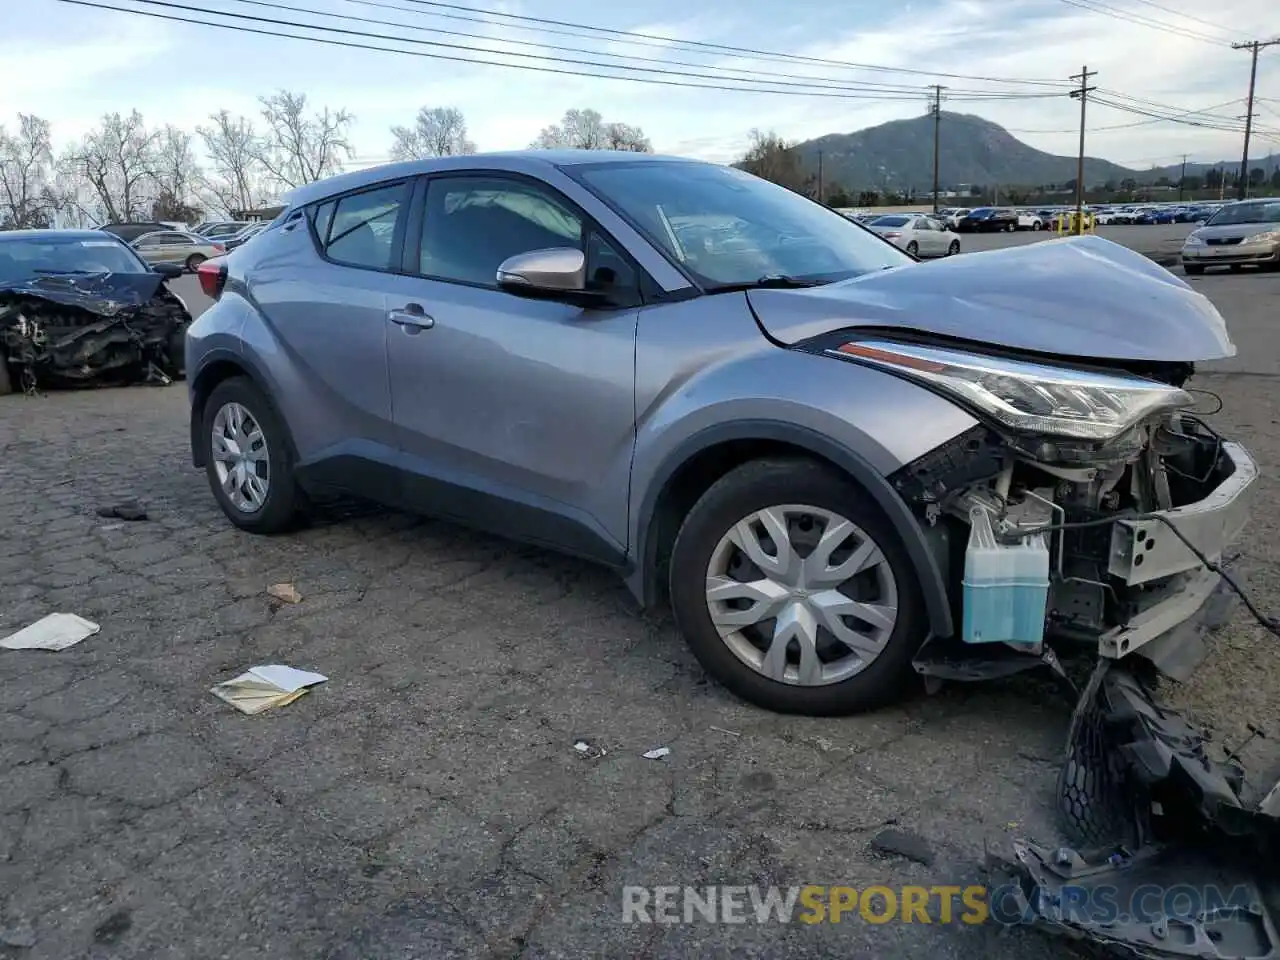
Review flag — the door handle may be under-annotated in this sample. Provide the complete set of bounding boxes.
[388,305,434,331]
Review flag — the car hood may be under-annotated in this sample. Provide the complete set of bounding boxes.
[746,234,1234,362]
[1191,222,1280,241]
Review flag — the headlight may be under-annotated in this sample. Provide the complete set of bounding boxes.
[1184,233,1204,246]
[828,340,1193,441]
[1247,230,1280,244]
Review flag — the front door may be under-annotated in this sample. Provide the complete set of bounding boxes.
[382,173,641,563]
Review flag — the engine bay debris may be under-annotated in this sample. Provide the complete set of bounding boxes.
[996,661,1280,958]
[0,272,189,392]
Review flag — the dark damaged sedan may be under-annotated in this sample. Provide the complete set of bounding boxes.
[0,229,192,395]
[185,152,1255,722]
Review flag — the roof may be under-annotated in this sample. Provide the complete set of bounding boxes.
[280,150,697,209]
[0,229,117,243]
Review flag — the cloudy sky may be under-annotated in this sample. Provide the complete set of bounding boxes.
[2,0,1278,172]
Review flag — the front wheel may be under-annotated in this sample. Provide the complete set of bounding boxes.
[947,240,960,256]
[186,253,206,272]
[201,377,301,533]
[668,458,926,715]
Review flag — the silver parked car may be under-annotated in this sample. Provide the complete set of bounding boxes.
[865,214,961,257]
[132,230,226,272]
[1181,198,1280,274]
[185,151,1255,717]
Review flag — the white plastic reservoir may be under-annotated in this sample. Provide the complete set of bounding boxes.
[961,506,1050,645]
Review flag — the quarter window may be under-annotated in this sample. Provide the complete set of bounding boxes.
[322,184,405,270]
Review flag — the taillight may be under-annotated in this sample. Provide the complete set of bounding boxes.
[197,258,228,300]
[212,242,225,253]
[883,232,901,239]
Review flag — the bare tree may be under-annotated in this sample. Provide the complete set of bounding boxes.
[197,110,265,216]
[254,90,354,190]
[61,110,161,223]
[530,108,652,152]
[736,128,810,194]
[0,114,55,228]
[390,106,476,161]
[152,124,202,222]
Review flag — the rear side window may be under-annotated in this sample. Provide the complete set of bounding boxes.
[314,183,406,270]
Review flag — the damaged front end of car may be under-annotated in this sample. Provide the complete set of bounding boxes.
[0,272,190,393]
[834,340,1272,957]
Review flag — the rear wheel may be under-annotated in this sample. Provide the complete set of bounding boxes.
[201,377,300,533]
[905,241,919,257]
[947,240,960,256]
[185,253,206,272]
[668,458,925,715]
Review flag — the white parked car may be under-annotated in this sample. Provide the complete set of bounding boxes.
[864,214,962,258]
[937,207,971,229]
[1016,210,1045,230]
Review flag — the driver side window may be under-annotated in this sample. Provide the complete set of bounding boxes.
[417,176,637,298]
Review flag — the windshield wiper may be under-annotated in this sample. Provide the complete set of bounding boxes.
[708,274,821,293]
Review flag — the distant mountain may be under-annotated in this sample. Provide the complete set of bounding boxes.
[1145,153,1280,183]
[790,111,1144,192]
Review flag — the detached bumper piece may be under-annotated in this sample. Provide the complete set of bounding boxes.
[998,662,1280,958]
[0,273,188,391]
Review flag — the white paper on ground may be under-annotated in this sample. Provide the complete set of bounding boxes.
[246,665,327,693]
[0,613,101,651]
[642,747,671,760]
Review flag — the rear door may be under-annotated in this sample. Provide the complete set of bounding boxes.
[378,171,642,561]
[244,179,411,487]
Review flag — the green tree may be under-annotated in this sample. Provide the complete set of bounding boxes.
[1183,175,1202,192]
[1250,167,1266,187]
[856,190,880,206]
[1271,168,1280,189]
[825,185,853,207]
[1205,168,1222,188]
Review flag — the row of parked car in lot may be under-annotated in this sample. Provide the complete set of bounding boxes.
[848,200,1234,236]
[93,218,275,273]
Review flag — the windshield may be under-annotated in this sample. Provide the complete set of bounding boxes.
[0,234,147,280]
[870,215,910,227]
[1206,201,1280,226]
[573,161,910,288]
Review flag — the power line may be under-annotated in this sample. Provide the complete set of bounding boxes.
[1007,97,1255,134]
[1069,65,1097,233]
[1120,0,1244,37]
[214,0,1061,98]
[1052,0,1233,46]
[380,0,1077,87]
[1232,38,1280,198]
[57,0,1071,102]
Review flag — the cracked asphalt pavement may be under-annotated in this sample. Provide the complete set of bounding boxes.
[2,263,1279,959]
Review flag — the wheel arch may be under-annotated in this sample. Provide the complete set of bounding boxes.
[628,420,954,638]
[189,350,298,467]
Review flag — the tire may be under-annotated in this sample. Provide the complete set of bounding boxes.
[1182,263,1205,276]
[947,240,960,256]
[185,253,206,272]
[668,458,926,716]
[200,376,301,534]
[905,241,919,257]
[166,329,186,380]
[0,360,12,397]
[1228,264,1243,273]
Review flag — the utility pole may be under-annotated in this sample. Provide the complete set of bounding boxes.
[1232,39,1280,200]
[817,150,824,204]
[1178,154,1187,201]
[1069,65,1097,236]
[930,84,946,214]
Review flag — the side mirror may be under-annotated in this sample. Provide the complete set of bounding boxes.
[153,262,183,279]
[497,248,589,294]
